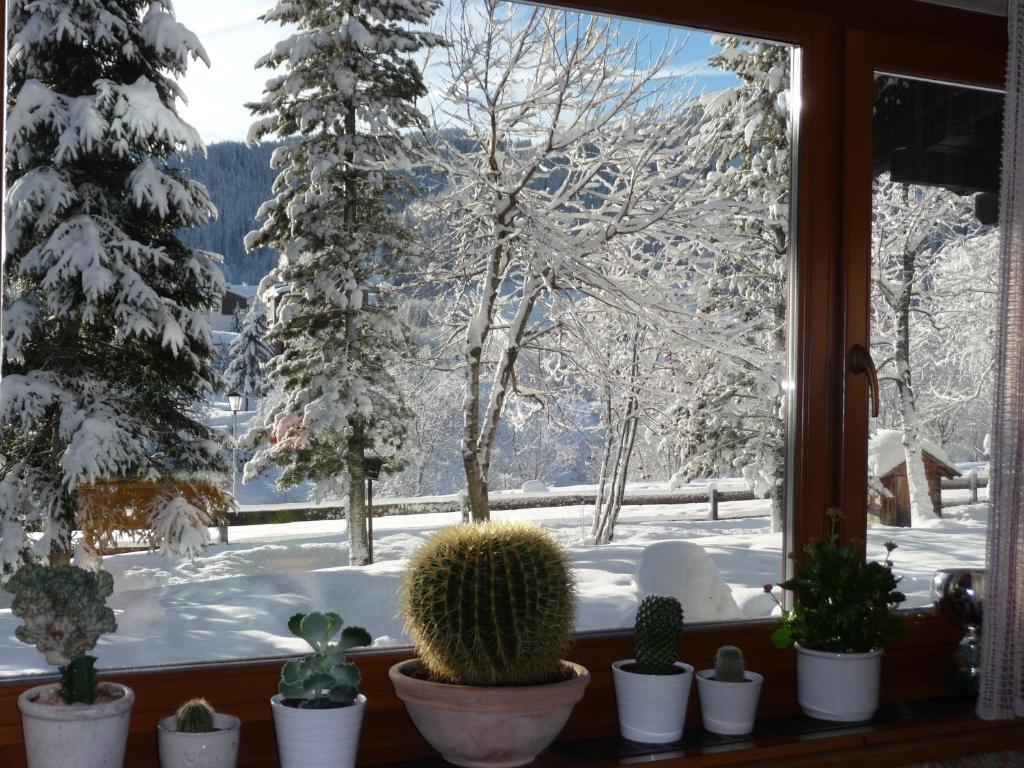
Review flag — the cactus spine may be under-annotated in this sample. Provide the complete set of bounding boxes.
[402,522,576,686]
[714,645,746,682]
[176,698,216,733]
[634,595,683,675]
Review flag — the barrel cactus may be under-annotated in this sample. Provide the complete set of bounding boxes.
[714,645,746,682]
[176,698,215,733]
[634,595,683,675]
[402,522,576,686]
[5,564,117,704]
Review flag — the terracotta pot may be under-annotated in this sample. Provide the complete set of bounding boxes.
[389,659,590,768]
[795,643,882,722]
[18,682,134,768]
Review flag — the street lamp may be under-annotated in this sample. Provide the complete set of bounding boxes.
[226,392,247,544]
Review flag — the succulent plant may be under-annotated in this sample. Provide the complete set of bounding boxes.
[634,595,683,675]
[278,611,371,709]
[176,698,215,733]
[714,645,746,682]
[402,522,577,686]
[770,510,906,653]
[5,564,117,704]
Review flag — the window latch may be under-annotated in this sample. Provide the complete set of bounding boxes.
[849,344,880,418]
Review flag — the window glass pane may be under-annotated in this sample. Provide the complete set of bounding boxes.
[870,74,1002,608]
[1,0,796,675]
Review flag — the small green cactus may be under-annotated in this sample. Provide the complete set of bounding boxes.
[634,596,683,675]
[714,645,746,682]
[5,564,117,704]
[176,698,216,733]
[402,522,577,686]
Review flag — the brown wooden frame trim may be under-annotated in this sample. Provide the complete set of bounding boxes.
[0,1,1010,766]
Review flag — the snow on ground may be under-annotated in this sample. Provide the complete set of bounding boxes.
[0,497,989,678]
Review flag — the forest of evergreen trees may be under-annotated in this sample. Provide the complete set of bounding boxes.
[177,141,283,285]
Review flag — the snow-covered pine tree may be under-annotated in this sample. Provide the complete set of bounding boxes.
[224,299,273,400]
[1,0,225,571]
[244,0,439,565]
[669,37,792,533]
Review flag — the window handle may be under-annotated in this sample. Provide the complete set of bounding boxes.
[849,344,879,418]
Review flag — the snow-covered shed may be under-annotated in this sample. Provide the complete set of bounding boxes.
[868,429,961,526]
[221,284,259,315]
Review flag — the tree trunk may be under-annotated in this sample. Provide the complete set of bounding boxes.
[893,242,934,527]
[593,397,638,545]
[341,97,372,562]
[590,386,615,540]
[346,428,370,566]
[769,476,784,534]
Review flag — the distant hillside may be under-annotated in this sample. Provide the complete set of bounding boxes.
[179,141,282,286]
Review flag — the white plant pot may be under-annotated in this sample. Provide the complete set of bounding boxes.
[795,643,882,722]
[271,693,365,768]
[695,669,763,735]
[18,682,134,768]
[157,712,241,768]
[611,659,693,743]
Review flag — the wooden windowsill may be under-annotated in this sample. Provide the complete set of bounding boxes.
[0,613,1002,768]
[397,700,1024,768]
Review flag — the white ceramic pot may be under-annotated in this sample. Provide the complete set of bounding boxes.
[695,669,763,735]
[271,693,365,768]
[157,712,241,768]
[18,682,134,768]
[795,643,882,722]
[611,659,693,743]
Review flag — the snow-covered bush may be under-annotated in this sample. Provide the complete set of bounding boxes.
[1,0,224,571]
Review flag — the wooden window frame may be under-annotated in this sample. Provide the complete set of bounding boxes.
[0,1,1010,766]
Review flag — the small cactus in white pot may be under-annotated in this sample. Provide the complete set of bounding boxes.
[612,595,694,744]
[271,611,371,768]
[7,564,134,768]
[696,645,763,736]
[157,698,241,768]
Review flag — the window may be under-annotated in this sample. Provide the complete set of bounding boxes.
[0,3,1009,754]
[868,74,1002,608]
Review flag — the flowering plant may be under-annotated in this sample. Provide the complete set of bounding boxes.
[766,510,905,654]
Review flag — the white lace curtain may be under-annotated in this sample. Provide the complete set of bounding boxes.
[978,0,1024,721]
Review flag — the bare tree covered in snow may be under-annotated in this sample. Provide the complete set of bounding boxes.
[871,177,998,525]
[667,36,792,533]
[413,0,703,521]
[1,0,226,570]
[243,0,439,565]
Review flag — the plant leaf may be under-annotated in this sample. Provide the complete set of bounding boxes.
[340,625,372,652]
[287,613,305,639]
[328,684,357,704]
[298,612,331,650]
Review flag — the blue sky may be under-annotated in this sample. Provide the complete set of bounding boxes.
[171,0,738,144]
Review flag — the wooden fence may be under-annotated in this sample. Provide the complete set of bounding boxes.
[226,471,988,528]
